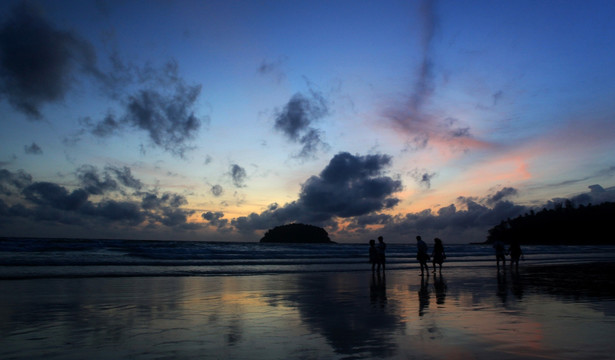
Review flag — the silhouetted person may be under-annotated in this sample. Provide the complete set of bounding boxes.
[493,239,506,269]
[431,237,446,273]
[508,240,523,270]
[416,236,430,275]
[377,236,386,271]
[369,239,378,272]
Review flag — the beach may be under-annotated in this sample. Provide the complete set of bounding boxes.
[2,262,614,360]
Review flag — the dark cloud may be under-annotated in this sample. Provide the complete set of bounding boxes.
[88,114,121,137]
[0,2,205,156]
[485,187,518,205]
[141,192,187,210]
[201,210,228,229]
[76,165,118,195]
[0,168,33,195]
[274,91,330,159]
[409,169,437,189]
[87,200,144,225]
[22,182,89,211]
[24,142,42,155]
[105,166,143,190]
[372,198,528,244]
[210,184,223,197]
[230,164,247,188]
[0,2,100,118]
[82,62,205,157]
[231,152,402,234]
[0,166,196,231]
[123,81,202,157]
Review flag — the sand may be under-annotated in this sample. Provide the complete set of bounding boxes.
[1,263,614,359]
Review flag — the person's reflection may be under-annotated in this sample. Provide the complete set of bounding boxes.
[433,273,447,305]
[370,271,387,307]
[497,268,508,304]
[418,274,430,316]
[510,268,524,300]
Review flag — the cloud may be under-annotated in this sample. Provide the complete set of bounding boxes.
[76,165,118,195]
[24,142,42,155]
[83,61,205,157]
[0,2,100,118]
[201,210,228,229]
[123,81,203,157]
[485,187,518,205]
[230,164,247,188]
[492,90,504,105]
[257,56,287,83]
[383,0,483,153]
[106,166,143,190]
[274,90,330,159]
[141,192,187,210]
[0,2,205,156]
[0,168,32,195]
[0,166,196,231]
[231,152,402,233]
[210,184,223,197]
[409,168,437,189]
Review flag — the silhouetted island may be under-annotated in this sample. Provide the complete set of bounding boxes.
[260,223,334,244]
[485,201,614,245]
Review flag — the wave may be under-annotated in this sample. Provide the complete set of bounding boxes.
[1,238,614,279]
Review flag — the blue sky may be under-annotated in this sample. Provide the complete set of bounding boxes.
[1,0,614,243]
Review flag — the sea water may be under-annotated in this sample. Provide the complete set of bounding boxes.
[2,237,614,279]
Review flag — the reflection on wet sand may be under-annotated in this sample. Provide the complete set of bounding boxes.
[370,271,387,307]
[1,264,615,359]
[277,272,402,358]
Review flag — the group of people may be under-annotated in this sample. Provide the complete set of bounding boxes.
[368,236,387,272]
[369,235,447,275]
[369,236,523,274]
[415,236,446,275]
[492,239,523,269]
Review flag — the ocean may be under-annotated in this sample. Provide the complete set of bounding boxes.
[2,237,615,279]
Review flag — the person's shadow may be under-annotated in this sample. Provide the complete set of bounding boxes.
[370,272,387,307]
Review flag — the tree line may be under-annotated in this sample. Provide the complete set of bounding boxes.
[486,201,615,245]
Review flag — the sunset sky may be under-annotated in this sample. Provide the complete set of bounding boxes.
[1,0,614,243]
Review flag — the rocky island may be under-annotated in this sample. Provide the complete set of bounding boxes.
[260,223,334,244]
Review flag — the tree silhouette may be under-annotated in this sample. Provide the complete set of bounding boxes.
[486,202,615,245]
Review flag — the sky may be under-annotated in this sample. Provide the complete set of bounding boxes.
[1,0,615,244]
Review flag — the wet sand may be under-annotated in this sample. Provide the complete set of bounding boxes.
[1,263,614,359]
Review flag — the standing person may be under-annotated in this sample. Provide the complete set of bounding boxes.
[508,239,523,270]
[493,239,506,269]
[431,238,446,273]
[416,236,430,275]
[377,236,386,272]
[368,239,378,272]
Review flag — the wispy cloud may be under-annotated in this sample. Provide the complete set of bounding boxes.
[274,89,330,159]
[24,142,42,155]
